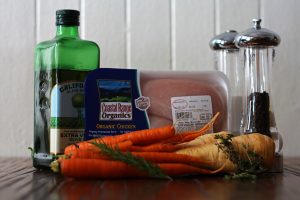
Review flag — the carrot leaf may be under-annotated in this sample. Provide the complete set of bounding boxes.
[90,141,171,180]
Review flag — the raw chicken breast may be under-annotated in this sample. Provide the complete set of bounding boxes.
[141,77,228,132]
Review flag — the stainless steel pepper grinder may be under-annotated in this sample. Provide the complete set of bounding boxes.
[210,30,244,135]
[235,19,283,172]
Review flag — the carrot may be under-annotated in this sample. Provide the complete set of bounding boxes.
[198,112,220,132]
[57,158,220,178]
[69,149,108,159]
[64,125,175,154]
[163,130,207,145]
[159,163,222,176]
[178,132,206,143]
[131,152,213,168]
[161,130,204,144]
[67,149,212,168]
[129,143,182,152]
[114,140,133,150]
[122,125,175,145]
[59,159,146,178]
[165,112,220,144]
[65,139,133,155]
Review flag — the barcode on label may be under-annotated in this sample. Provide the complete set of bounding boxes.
[176,111,192,121]
[200,113,213,121]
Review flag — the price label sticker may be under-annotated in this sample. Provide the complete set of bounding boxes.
[171,95,213,133]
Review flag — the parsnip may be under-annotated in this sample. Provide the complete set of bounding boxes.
[178,131,229,148]
[176,133,275,173]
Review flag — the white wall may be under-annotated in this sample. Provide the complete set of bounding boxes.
[0,0,299,157]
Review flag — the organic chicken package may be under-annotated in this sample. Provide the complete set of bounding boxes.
[84,68,229,140]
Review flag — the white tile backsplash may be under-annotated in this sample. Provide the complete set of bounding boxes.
[0,0,299,157]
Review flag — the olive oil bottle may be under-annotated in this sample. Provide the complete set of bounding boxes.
[33,10,100,168]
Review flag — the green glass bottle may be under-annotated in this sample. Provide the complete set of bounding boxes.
[33,10,100,168]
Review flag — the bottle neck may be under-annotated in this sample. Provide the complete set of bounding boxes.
[56,26,79,38]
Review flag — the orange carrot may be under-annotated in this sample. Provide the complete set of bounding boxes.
[129,143,182,152]
[192,112,219,135]
[67,149,211,168]
[159,163,221,176]
[123,125,175,145]
[64,125,175,154]
[165,112,220,144]
[59,159,146,178]
[58,158,219,178]
[65,140,132,155]
[162,130,204,144]
[180,132,205,142]
[69,149,108,159]
[131,152,212,167]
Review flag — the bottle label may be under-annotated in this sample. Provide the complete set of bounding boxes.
[171,95,213,133]
[50,82,85,154]
[33,152,53,160]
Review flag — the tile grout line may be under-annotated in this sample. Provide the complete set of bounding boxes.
[80,0,86,39]
[170,0,176,70]
[213,0,217,36]
[125,0,131,69]
[258,0,261,18]
[215,0,220,35]
[35,0,40,44]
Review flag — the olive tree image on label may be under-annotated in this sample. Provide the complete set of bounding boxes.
[50,82,85,154]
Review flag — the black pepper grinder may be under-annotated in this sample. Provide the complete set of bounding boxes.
[209,30,244,135]
[235,19,283,172]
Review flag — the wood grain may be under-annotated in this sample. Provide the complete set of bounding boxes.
[0,158,300,200]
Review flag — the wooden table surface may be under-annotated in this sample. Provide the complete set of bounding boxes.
[0,158,300,200]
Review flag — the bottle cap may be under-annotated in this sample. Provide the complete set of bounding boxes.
[209,30,239,50]
[235,19,281,48]
[56,9,80,26]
